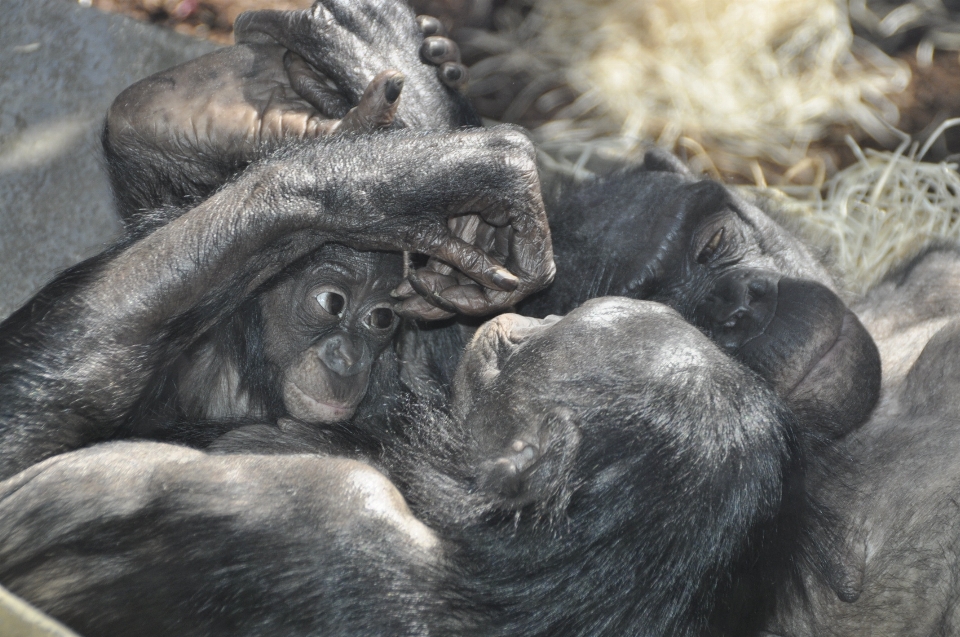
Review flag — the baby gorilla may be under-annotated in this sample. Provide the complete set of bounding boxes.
[0,127,552,479]
[125,244,403,444]
[261,247,400,425]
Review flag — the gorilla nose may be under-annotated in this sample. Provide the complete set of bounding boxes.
[319,334,367,377]
[698,270,778,352]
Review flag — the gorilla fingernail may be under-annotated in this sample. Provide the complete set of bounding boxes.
[442,64,464,84]
[416,15,444,36]
[491,268,520,291]
[428,39,448,59]
[408,271,459,314]
[385,76,404,104]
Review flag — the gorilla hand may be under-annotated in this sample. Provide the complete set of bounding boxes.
[255,126,554,318]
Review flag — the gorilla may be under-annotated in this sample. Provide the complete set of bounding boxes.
[0,298,801,637]
[124,244,404,444]
[0,0,929,635]
[101,0,882,448]
[519,159,881,440]
[0,3,814,634]
[0,124,553,478]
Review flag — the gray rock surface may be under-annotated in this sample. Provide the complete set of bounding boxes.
[0,0,217,319]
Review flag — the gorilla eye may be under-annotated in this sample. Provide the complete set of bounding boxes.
[696,228,725,264]
[316,291,345,316]
[367,307,396,330]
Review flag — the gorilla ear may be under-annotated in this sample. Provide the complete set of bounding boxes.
[642,147,694,177]
[480,407,581,515]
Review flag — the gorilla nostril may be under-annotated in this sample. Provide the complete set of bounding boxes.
[339,347,357,368]
[722,310,745,329]
[747,279,771,303]
[319,335,364,376]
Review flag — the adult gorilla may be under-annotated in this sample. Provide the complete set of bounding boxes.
[0,298,799,637]
[518,157,880,441]
[102,0,882,446]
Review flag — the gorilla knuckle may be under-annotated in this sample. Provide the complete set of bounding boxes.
[485,125,536,158]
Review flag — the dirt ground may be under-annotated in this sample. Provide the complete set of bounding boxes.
[77,0,960,171]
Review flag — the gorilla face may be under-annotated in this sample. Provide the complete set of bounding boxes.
[452,297,792,506]
[260,244,402,424]
[641,184,879,436]
[545,164,881,437]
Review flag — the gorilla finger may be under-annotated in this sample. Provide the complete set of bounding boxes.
[437,284,506,316]
[396,296,456,321]
[260,110,340,142]
[448,214,481,244]
[407,270,460,314]
[420,36,461,66]
[423,256,455,277]
[430,237,520,292]
[337,71,404,133]
[439,62,468,90]
[416,15,446,37]
[391,279,416,300]
[391,258,456,299]
[285,51,351,119]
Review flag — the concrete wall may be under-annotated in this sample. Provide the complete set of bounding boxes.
[0,0,217,319]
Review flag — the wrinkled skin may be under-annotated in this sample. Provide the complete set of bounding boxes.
[0,299,799,637]
[0,126,552,479]
[521,155,881,440]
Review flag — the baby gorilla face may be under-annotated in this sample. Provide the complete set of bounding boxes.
[260,245,403,424]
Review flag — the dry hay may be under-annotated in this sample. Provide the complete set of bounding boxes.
[851,0,960,67]
[466,0,910,184]
[755,119,960,295]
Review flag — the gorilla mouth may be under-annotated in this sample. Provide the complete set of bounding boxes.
[785,311,855,399]
[288,382,358,422]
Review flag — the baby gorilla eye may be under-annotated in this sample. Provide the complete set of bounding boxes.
[366,307,396,331]
[696,227,725,264]
[316,291,345,316]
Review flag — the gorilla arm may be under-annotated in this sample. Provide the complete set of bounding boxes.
[0,442,445,637]
[0,127,553,478]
